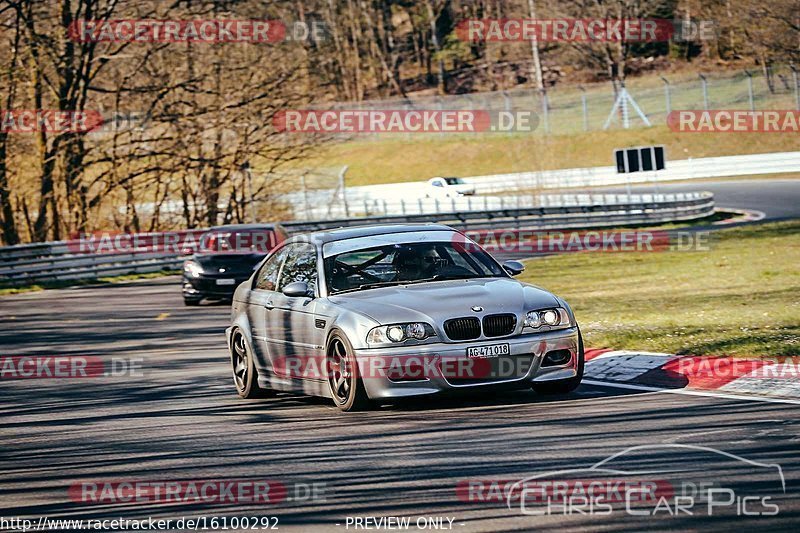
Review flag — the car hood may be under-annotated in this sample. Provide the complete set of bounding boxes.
[328,277,559,324]
[191,253,264,275]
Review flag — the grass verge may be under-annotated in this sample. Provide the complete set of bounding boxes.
[0,270,178,296]
[518,220,800,358]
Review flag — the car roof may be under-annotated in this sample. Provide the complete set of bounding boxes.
[290,223,456,245]
[207,223,280,232]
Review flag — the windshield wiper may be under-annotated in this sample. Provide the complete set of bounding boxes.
[332,274,490,294]
[403,273,483,284]
[332,280,405,294]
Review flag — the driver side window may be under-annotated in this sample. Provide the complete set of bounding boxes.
[254,246,289,291]
[277,243,318,294]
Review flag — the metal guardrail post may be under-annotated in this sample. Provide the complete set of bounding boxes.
[338,165,350,218]
[744,70,755,111]
[660,76,671,115]
[699,74,709,110]
[578,86,588,131]
[541,90,550,134]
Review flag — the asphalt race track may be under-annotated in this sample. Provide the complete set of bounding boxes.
[601,178,800,220]
[2,277,800,531]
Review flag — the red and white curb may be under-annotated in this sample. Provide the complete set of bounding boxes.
[583,349,800,404]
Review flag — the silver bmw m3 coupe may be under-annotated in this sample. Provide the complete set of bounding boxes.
[226,224,583,411]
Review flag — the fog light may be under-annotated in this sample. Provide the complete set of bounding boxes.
[386,326,405,342]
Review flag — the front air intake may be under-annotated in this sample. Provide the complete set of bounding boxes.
[542,349,572,367]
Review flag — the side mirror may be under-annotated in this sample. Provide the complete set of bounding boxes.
[503,260,525,276]
[282,281,312,298]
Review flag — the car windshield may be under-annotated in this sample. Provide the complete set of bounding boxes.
[325,240,506,294]
[200,230,275,254]
[444,177,464,185]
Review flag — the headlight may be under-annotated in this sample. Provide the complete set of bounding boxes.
[183,261,203,278]
[524,311,541,328]
[542,309,559,326]
[387,325,405,342]
[367,323,436,345]
[523,307,571,329]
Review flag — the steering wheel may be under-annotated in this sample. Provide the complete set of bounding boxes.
[334,260,382,282]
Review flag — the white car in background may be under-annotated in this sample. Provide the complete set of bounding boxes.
[426,176,476,197]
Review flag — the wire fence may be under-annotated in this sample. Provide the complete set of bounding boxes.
[331,67,800,138]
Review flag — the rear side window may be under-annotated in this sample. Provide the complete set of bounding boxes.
[254,247,288,291]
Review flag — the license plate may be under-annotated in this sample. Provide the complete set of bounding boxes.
[467,343,510,358]
[216,278,236,286]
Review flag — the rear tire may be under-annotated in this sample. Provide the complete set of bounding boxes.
[327,331,371,411]
[231,329,270,399]
[532,329,585,395]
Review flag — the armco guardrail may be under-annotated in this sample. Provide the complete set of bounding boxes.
[0,192,713,286]
[0,229,207,286]
[284,192,714,232]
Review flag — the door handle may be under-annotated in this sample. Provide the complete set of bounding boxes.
[264,300,274,310]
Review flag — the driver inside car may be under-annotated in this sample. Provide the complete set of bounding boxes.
[393,245,445,281]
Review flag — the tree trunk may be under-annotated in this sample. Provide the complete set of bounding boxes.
[0,6,22,245]
[526,0,544,91]
[425,0,446,94]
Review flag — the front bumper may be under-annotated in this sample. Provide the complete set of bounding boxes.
[353,327,580,399]
[183,274,248,299]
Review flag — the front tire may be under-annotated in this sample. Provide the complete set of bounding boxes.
[326,332,371,411]
[532,329,585,395]
[231,329,269,399]
[184,297,201,306]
